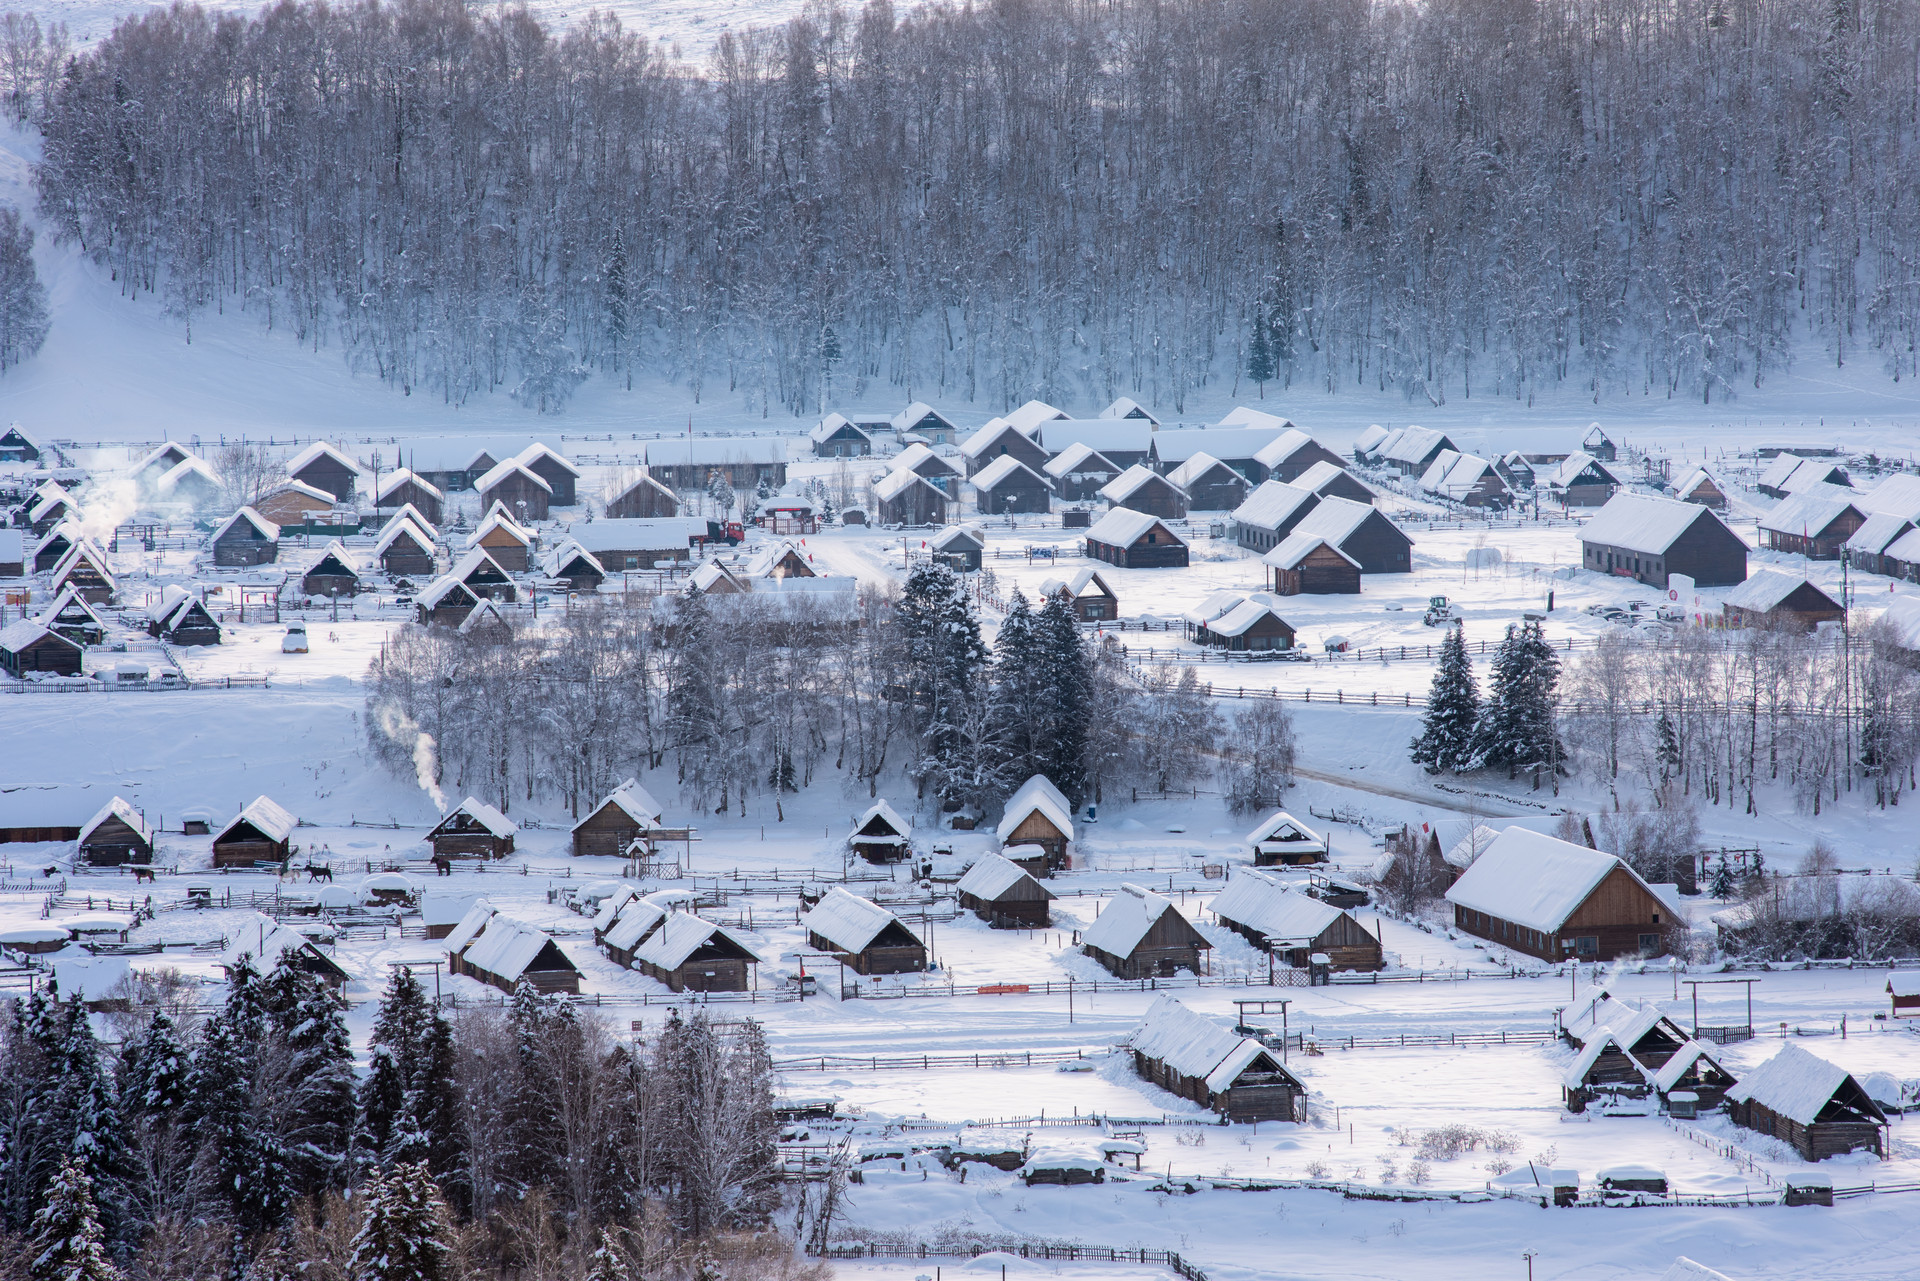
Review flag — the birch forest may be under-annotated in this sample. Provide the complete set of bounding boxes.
[12,0,1920,412]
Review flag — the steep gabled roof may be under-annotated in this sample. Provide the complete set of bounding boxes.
[1859,474,1920,522]
[516,443,581,477]
[1266,532,1358,572]
[1206,596,1291,638]
[0,620,72,655]
[1210,870,1343,945]
[803,887,917,954]
[997,775,1075,843]
[1042,440,1122,479]
[463,916,578,984]
[1725,1043,1886,1126]
[377,468,444,503]
[1002,400,1069,433]
[1231,481,1320,532]
[1100,464,1176,503]
[1580,492,1738,555]
[209,506,280,544]
[873,467,942,503]
[575,779,663,832]
[1353,425,1391,455]
[306,539,360,580]
[1084,507,1184,548]
[1166,451,1243,491]
[1543,451,1621,489]
[957,853,1056,902]
[1081,883,1196,956]
[475,458,552,496]
[77,796,152,846]
[1844,511,1913,556]
[1445,827,1653,933]
[1381,426,1454,465]
[214,795,298,844]
[431,797,518,838]
[1758,483,1865,537]
[287,441,362,477]
[930,524,984,553]
[1129,995,1296,1094]
[155,456,222,497]
[959,419,1036,460]
[893,401,958,431]
[1102,396,1162,424]
[374,515,438,557]
[1723,570,1838,614]
[848,799,911,844]
[417,574,479,611]
[633,912,760,970]
[1289,495,1386,544]
[971,454,1050,491]
[1245,810,1322,848]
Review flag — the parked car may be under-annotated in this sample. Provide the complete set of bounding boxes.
[282,624,309,654]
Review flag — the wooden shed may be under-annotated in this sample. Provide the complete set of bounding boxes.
[1722,571,1843,632]
[1253,429,1349,485]
[210,507,281,567]
[803,887,926,975]
[605,469,681,519]
[1446,828,1679,962]
[415,575,480,627]
[1759,487,1866,559]
[1100,465,1188,519]
[1081,883,1211,979]
[77,797,155,866]
[475,459,553,522]
[51,544,116,605]
[33,525,75,574]
[873,467,948,526]
[252,480,341,530]
[996,775,1075,872]
[458,915,582,995]
[1757,455,1851,500]
[149,591,221,646]
[427,797,518,859]
[1244,810,1327,866]
[375,470,445,524]
[1888,973,1920,1018]
[516,444,582,506]
[1189,594,1296,652]
[957,853,1057,928]
[971,455,1054,515]
[1285,497,1413,574]
[1651,1041,1737,1113]
[1128,996,1306,1122]
[223,915,350,990]
[301,541,362,598]
[1043,442,1124,502]
[542,542,607,592]
[1166,452,1250,512]
[0,621,82,677]
[633,912,759,992]
[1672,467,1727,510]
[1210,871,1381,970]
[287,442,362,503]
[1582,424,1618,461]
[420,894,480,940]
[210,795,297,868]
[599,896,669,967]
[1727,1044,1887,1161]
[447,547,519,601]
[1579,493,1749,588]
[810,414,874,458]
[959,419,1051,478]
[1084,508,1189,569]
[1265,534,1361,596]
[894,442,964,493]
[36,589,105,648]
[0,423,41,462]
[1544,452,1623,507]
[1038,566,1118,622]
[847,800,913,864]
[931,524,984,572]
[465,505,535,572]
[1291,460,1375,505]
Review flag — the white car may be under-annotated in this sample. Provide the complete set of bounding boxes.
[282,624,310,654]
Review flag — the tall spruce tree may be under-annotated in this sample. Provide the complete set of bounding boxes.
[988,590,1042,787]
[187,957,292,1237]
[1032,595,1092,805]
[1471,621,1565,788]
[264,958,356,1196]
[117,1012,192,1230]
[1410,624,1479,773]
[29,1156,121,1281]
[349,1163,453,1281]
[896,562,989,804]
[1246,310,1274,397]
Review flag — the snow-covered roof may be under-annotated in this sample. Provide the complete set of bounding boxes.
[895,442,958,476]
[633,912,759,970]
[1845,511,1913,556]
[377,468,444,503]
[930,524,983,552]
[1231,481,1320,532]
[1293,460,1362,496]
[1724,1043,1881,1126]
[373,518,436,559]
[1245,810,1322,848]
[1149,426,1287,467]
[601,896,667,952]
[1182,589,1245,627]
[1353,425,1391,455]
[1543,450,1620,490]
[214,795,297,844]
[1579,492,1735,555]
[31,522,75,559]
[34,587,105,632]
[1099,464,1174,503]
[576,779,662,833]
[971,454,1050,491]
[457,598,511,635]
[475,458,552,496]
[465,505,533,548]
[589,885,639,933]
[1288,495,1381,544]
[543,540,606,577]
[1250,428,1328,470]
[689,560,744,593]
[1210,871,1342,944]
[77,796,152,847]
[873,467,940,503]
[417,574,478,610]
[209,506,280,544]
[1758,484,1864,537]
[286,441,362,477]
[463,916,574,984]
[1084,507,1185,549]
[27,490,72,523]
[1444,827,1648,934]
[1265,531,1359,572]
[1128,995,1291,1096]
[1661,1260,1732,1281]
[1671,467,1723,500]
[1723,569,1835,614]
[957,853,1054,902]
[1562,1031,1643,1090]
[1034,419,1156,458]
[1768,457,1850,495]
[810,413,870,444]
[222,912,336,972]
[892,401,955,431]
[1651,1041,1729,1094]
[643,437,791,467]
[131,442,194,476]
[803,887,914,954]
[564,517,707,553]
[1081,883,1187,956]
[958,420,1033,459]
[1422,452,1506,502]
[1042,440,1121,479]
[377,505,439,540]
[516,443,580,477]
[437,797,517,838]
[421,893,481,928]
[1205,596,1291,638]
[361,871,421,893]
[997,774,1075,844]
[51,543,114,592]
[307,539,360,578]
[0,620,66,654]
[1889,973,1920,998]
[1101,396,1162,424]
[1039,566,1114,601]
[1439,822,1501,869]
[1003,400,1068,433]
[1166,451,1239,491]
[848,799,911,845]
[156,456,222,497]
[447,547,514,587]
[1381,426,1452,465]
[261,478,338,510]
[443,901,497,954]
[1859,473,1920,522]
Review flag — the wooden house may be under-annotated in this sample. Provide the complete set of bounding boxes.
[605,469,681,519]
[516,444,581,506]
[223,915,350,990]
[1495,451,1536,490]
[1651,1041,1737,1113]
[459,915,582,995]
[0,621,82,677]
[1380,426,1459,476]
[971,455,1053,515]
[1759,485,1866,559]
[1038,566,1118,621]
[1043,442,1124,502]
[1757,455,1851,499]
[408,446,497,494]
[597,896,666,966]
[37,588,106,647]
[1166,452,1251,512]
[1882,529,1920,583]
[1579,493,1749,587]
[1352,425,1392,463]
[1843,513,1915,577]
[893,402,961,446]
[894,443,963,494]
[131,442,194,486]
[1265,533,1361,595]
[252,480,341,530]
[149,590,221,646]
[571,779,664,857]
[302,541,362,598]
[1291,460,1374,505]
[957,853,1056,927]
[1128,996,1306,1122]
[1421,451,1513,509]
[415,575,480,627]
[77,797,154,866]
[1151,425,1288,482]
[1726,1045,1887,1161]
[1036,419,1155,471]
[209,507,280,567]
[457,599,514,641]
[873,467,948,526]
[1722,571,1843,632]
[1187,593,1296,652]
[1582,424,1618,461]
[0,423,41,463]
[51,543,116,606]
[1231,481,1321,553]
[1544,452,1623,507]
[1286,497,1412,574]
[931,524,984,572]
[811,414,874,458]
[641,438,789,491]
[568,517,705,569]
[959,419,1051,478]
[1210,871,1382,970]
[476,459,552,522]
[287,442,362,502]
[33,524,75,573]
[1100,465,1187,519]
[803,887,926,975]
[445,547,518,601]
[1101,395,1161,425]
[465,506,534,570]
[26,488,74,536]
[745,540,815,579]
[1081,883,1210,978]
[211,795,297,868]
[847,800,913,864]
[427,798,518,859]
[1445,827,1680,962]
[1888,973,1920,1018]
[1560,1031,1659,1113]
[375,518,438,578]
[541,541,606,592]
[634,913,759,992]
[375,469,445,524]
[1248,428,1346,485]
[154,457,224,508]
[0,529,18,577]
[1245,811,1327,866]
[1084,508,1188,568]
[996,775,1075,871]
[1671,467,1728,510]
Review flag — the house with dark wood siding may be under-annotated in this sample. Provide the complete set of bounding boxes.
[1084,509,1188,568]
[957,853,1057,927]
[970,455,1053,515]
[1231,482,1321,553]
[571,779,664,857]
[1286,497,1412,574]
[1727,1045,1887,1161]
[1265,534,1361,595]
[210,508,280,567]
[1210,870,1382,970]
[958,419,1050,478]
[1722,571,1843,632]
[1758,486,1866,559]
[1166,452,1251,512]
[1100,465,1188,519]
[803,888,926,975]
[1578,493,1749,587]
[1128,996,1307,1123]
[605,470,681,519]
[1081,883,1210,978]
[1446,828,1680,962]
[287,442,362,503]
[428,798,518,859]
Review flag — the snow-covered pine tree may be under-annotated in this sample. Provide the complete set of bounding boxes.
[115,1011,192,1234]
[988,590,1041,786]
[1654,709,1680,784]
[29,1156,121,1281]
[1410,624,1479,774]
[45,998,123,1242]
[704,470,736,519]
[349,1162,453,1281]
[265,958,357,1195]
[583,1229,627,1281]
[1471,621,1564,789]
[360,967,433,1167]
[1032,594,1092,806]
[1710,854,1735,899]
[896,563,989,805]
[1246,310,1274,397]
[186,969,292,1236]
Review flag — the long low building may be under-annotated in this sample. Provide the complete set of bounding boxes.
[564,517,710,568]
[1577,492,1748,588]
[1127,995,1306,1122]
[1444,827,1681,962]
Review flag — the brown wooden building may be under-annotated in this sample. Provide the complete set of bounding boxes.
[971,455,1053,515]
[457,915,582,995]
[1759,488,1866,560]
[634,913,758,992]
[1265,534,1361,595]
[302,541,362,598]
[605,470,681,519]
[1231,482,1322,553]
[1286,497,1413,574]
[1166,453,1250,512]
[803,888,926,975]
[1291,460,1375,505]
[210,795,297,868]
[1722,571,1844,632]
[77,798,155,866]
[1043,442,1124,502]
[288,442,362,503]
[1039,567,1118,621]
[516,445,582,506]
[1579,493,1749,588]
[415,576,480,627]
[1128,996,1307,1123]
[873,468,948,526]
[0,621,82,677]
[1671,467,1727,510]
[957,853,1057,927]
[1253,430,1349,485]
[959,419,1051,478]
[252,480,341,530]
[1084,508,1189,569]
[1209,871,1382,970]
[1446,828,1678,962]
[846,800,913,864]
[427,798,518,859]
[1726,1045,1887,1161]
[1101,465,1188,519]
[1081,884,1211,978]
[995,775,1074,871]
[375,470,445,524]
[210,508,280,567]
[475,460,553,522]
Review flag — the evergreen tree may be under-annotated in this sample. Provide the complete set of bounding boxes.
[349,1163,453,1281]
[1410,624,1479,773]
[1246,310,1274,397]
[1471,621,1565,788]
[117,1013,193,1229]
[187,962,292,1237]
[360,969,432,1164]
[1032,595,1092,805]
[0,990,63,1235]
[704,470,736,518]
[1654,710,1680,783]
[896,562,989,805]
[583,1229,626,1281]
[265,959,357,1196]
[988,590,1041,786]
[29,1156,121,1281]
[1709,854,1735,900]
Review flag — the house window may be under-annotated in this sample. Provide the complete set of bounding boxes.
[1084,604,1102,619]
[1639,933,1660,954]
[1575,936,1598,957]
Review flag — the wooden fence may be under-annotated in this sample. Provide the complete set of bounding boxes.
[817,1242,1207,1281]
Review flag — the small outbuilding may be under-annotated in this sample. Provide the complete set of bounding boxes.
[0,621,82,678]
[930,524,984,572]
[1209,870,1381,970]
[1189,593,1296,652]
[810,413,874,458]
[375,469,445,524]
[571,778,664,858]
[846,800,913,864]
[1128,995,1306,1122]
[1671,467,1727,510]
[1757,455,1851,499]
[427,798,518,859]
[1081,883,1211,979]
[803,887,927,975]
[224,914,351,989]
[872,467,948,526]
[287,441,363,503]
[893,402,961,445]
[1084,508,1188,569]
[149,590,221,646]
[996,775,1075,872]
[51,543,117,606]
[210,508,281,567]
[633,912,759,992]
[465,505,535,573]
[1038,566,1118,622]
[302,541,362,598]
[1721,571,1843,632]
[605,469,681,519]
[77,797,155,866]
[1100,464,1187,519]
[447,547,519,601]
[374,515,438,577]
[1265,533,1361,596]
[1544,452,1623,507]
[541,541,606,592]
[210,795,297,868]
[1651,1041,1737,1113]
[1726,1044,1887,1161]
[957,853,1057,928]
[1245,811,1327,866]
[38,587,107,647]
[415,575,480,628]
[458,915,582,995]
[971,455,1054,515]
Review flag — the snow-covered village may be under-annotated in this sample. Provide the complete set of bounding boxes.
[4,2,1920,1281]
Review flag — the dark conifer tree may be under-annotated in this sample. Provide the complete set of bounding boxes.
[1032,595,1092,805]
[1410,624,1479,773]
[1246,310,1274,397]
[349,1162,453,1281]
[29,1156,120,1281]
[988,590,1041,786]
[264,959,356,1197]
[1471,621,1564,788]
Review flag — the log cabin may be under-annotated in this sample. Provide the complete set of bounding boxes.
[252,480,342,530]
[1757,455,1851,499]
[1582,424,1618,461]
[32,524,74,573]
[1038,566,1118,622]
[810,414,874,457]
[633,913,759,992]
[77,797,154,866]
[1084,508,1188,568]
[301,541,362,598]
[428,798,518,859]
[1446,828,1681,962]
[475,459,553,522]
[996,775,1075,872]
[1231,481,1321,553]
[1265,534,1361,595]
[872,468,948,526]
[0,621,82,677]
[1671,467,1728,510]
[1651,1041,1737,1114]
[1579,493,1749,587]
[0,423,41,462]
[892,402,961,445]
[1285,496,1412,573]
[1290,460,1375,505]
[1209,871,1382,970]
[415,575,480,627]
[1758,485,1866,559]
[1251,428,1349,484]
[210,795,297,868]
[541,541,607,592]
[149,591,221,646]
[959,419,1051,478]
[1188,593,1296,652]
[930,524,984,572]
[894,443,964,494]
[1421,452,1513,509]
[1244,811,1328,865]
[1727,1044,1887,1161]
[374,470,445,524]
[846,800,913,864]
[36,588,106,647]
[1543,452,1623,507]
[223,914,351,989]
[1081,883,1211,978]
[1380,426,1459,476]
[1166,452,1251,512]
[957,853,1057,927]
[446,547,519,601]
[604,469,681,519]
[457,915,582,995]
[803,887,926,975]
[51,542,116,605]
[971,455,1054,515]
[1721,571,1843,632]
[465,505,535,572]
[421,894,481,940]
[1100,464,1187,519]
[1128,996,1306,1122]
[287,441,363,502]
[516,444,582,506]
[209,507,280,567]
[1042,442,1124,502]
[1843,513,1915,578]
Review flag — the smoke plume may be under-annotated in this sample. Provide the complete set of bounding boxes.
[375,702,447,812]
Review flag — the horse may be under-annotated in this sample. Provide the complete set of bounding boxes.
[131,866,157,883]
[306,864,334,883]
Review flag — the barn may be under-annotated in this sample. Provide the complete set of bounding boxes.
[1843,513,1915,577]
[1291,460,1375,505]
[149,591,221,646]
[541,542,607,592]
[1446,827,1681,962]
[873,467,948,526]
[1726,1044,1887,1161]
[375,469,445,524]
[1166,452,1251,512]
[605,469,681,519]
[1244,810,1327,866]
[1579,492,1749,587]
[568,517,707,570]
[77,797,154,866]
[996,775,1075,872]
[1100,465,1187,519]
[465,505,535,572]
[1084,508,1189,569]
[959,420,1051,478]
[445,547,518,602]
[1757,455,1851,500]
[642,438,790,491]
[634,913,760,992]
[1758,485,1866,559]
[1671,467,1728,510]
[1380,426,1458,476]
[475,459,553,522]
[1421,452,1512,509]
[811,414,874,458]
[287,441,363,502]
[253,480,342,530]
[1265,533,1361,595]
[1209,870,1382,970]
[0,621,82,678]
[302,541,362,598]
[972,455,1054,515]
[1128,996,1306,1122]
[1286,497,1412,574]
[1721,571,1843,632]
[957,853,1056,927]
[1252,428,1348,485]
[847,800,913,864]
[1081,883,1211,978]
[209,508,280,567]
[930,524,984,572]
[516,444,582,506]
[458,916,582,996]
[428,798,518,859]
[1495,451,1536,490]
[1042,442,1124,502]
[1231,482,1321,553]
[1039,566,1118,621]
[415,576,481,627]
[803,887,927,975]
[211,795,297,868]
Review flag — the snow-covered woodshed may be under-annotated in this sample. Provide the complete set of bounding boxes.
[1081,883,1210,979]
[803,887,926,975]
[1127,995,1305,1122]
[1209,870,1381,970]
[1726,1044,1887,1161]
[956,853,1056,928]
[211,795,297,867]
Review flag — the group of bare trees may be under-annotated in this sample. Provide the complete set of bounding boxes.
[17,0,1920,410]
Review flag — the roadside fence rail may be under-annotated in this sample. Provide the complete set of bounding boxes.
[816,1242,1207,1281]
